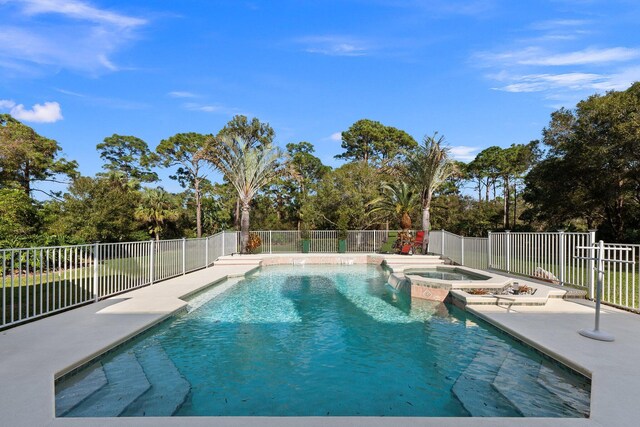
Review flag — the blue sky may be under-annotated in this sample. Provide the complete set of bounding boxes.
[2,0,640,194]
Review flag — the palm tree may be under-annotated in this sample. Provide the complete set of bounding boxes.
[134,187,181,240]
[368,182,418,230]
[207,136,282,254]
[406,133,453,254]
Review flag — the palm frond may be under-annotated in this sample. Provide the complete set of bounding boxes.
[209,136,282,206]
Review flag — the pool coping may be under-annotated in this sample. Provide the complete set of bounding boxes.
[0,254,637,426]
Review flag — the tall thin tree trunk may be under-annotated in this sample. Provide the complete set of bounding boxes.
[421,193,432,254]
[195,179,202,238]
[503,196,508,229]
[485,178,490,202]
[513,184,517,229]
[240,202,250,254]
[503,177,510,229]
[234,198,240,229]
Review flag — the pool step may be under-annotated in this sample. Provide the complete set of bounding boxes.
[55,363,108,416]
[451,340,520,417]
[121,344,191,416]
[492,350,585,417]
[63,352,151,417]
[536,363,590,416]
[561,288,588,299]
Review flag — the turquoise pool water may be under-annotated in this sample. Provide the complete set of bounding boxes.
[55,265,590,417]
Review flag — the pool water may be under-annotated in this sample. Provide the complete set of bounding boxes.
[55,265,590,418]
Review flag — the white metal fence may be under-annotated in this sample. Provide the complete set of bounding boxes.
[579,243,639,311]
[1,231,237,329]
[488,231,595,289]
[429,229,640,312]
[1,229,400,328]
[429,230,595,287]
[4,228,638,328]
[428,230,488,270]
[248,230,391,253]
[1,244,96,328]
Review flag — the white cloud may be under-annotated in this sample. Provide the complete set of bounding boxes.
[295,35,371,57]
[449,146,479,162]
[97,54,118,71]
[596,66,640,91]
[475,19,640,102]
[168,91,198,98]
[0,100,63,123]
[492,68,640,94]
[529,19,590,31]
[476,46,640,68]
[54,88,85,97]
[0,0,147,75]
[198,106,221,113]
[519,47,640,66]
[19,0,146,27]
[183,102,239,116]
[495,72,605,93]
[320,132,343,143]
[0,99,16,109]
[184,102,222,113]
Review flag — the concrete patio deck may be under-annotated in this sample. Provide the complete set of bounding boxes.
[0,254,638,427]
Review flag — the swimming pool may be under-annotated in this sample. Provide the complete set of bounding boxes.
[55,264,590,418]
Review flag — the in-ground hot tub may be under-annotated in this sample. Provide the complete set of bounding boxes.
[387,265,511,302]
[407,267,491,281]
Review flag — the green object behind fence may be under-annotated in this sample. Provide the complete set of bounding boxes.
[378,231,398,254]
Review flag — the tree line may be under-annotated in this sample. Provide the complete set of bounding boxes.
[1,83,639,249]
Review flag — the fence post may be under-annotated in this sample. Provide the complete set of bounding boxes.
[182,237,186,275]
[441,229,445,256]
[373,231,377,253]
[222,231,225,256]
[588,229,597,298]
[558,230,565,286]
[505,230,511,273]
[150,239,155,285]
[461,238,465,266]
[205,236,209,267]
[269,230,272,254]
[487,231,492,269]
[93,242,100,302]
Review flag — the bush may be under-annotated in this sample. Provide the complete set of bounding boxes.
[246,232,262,254]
